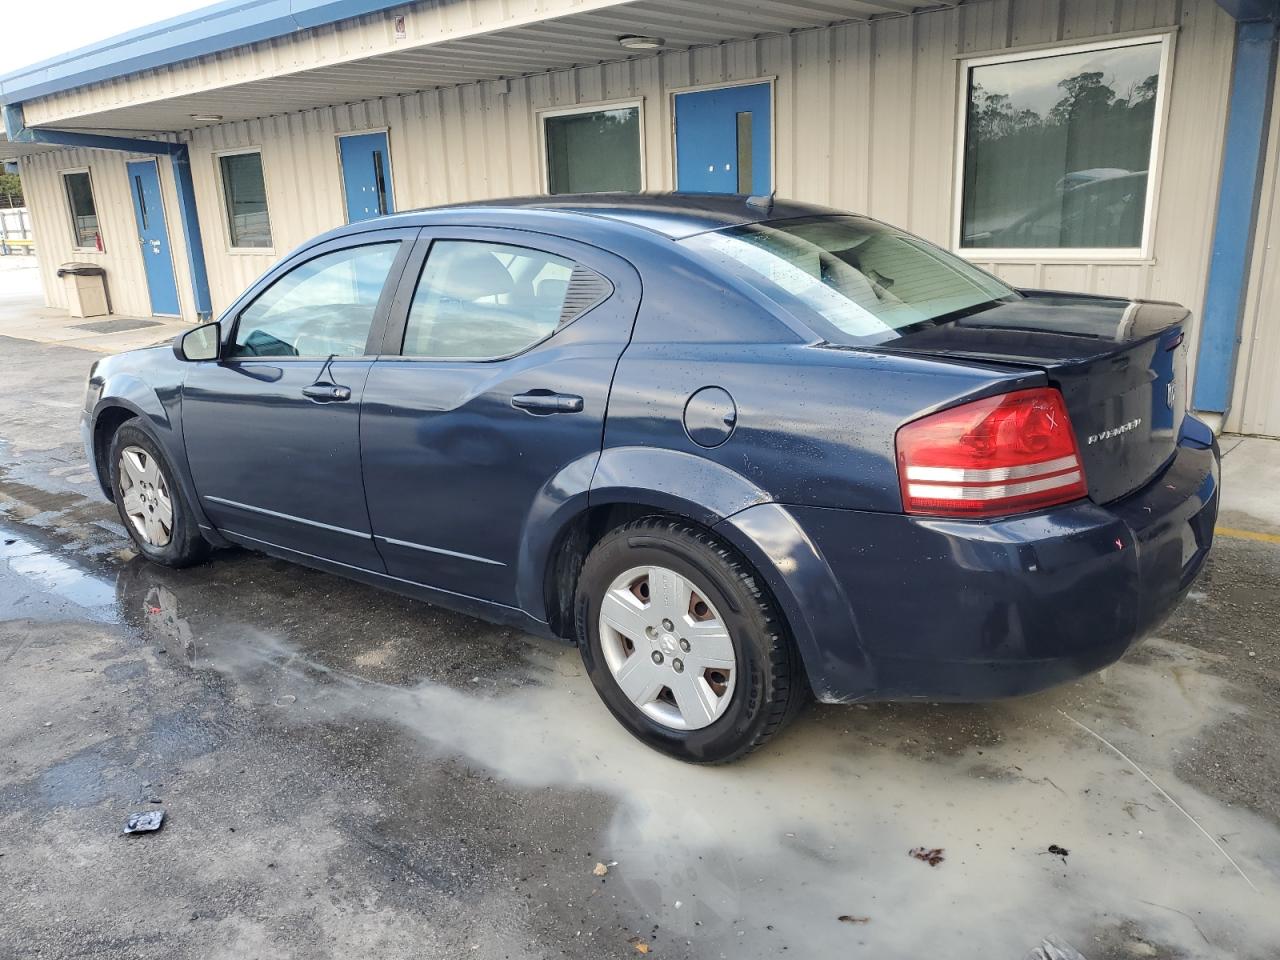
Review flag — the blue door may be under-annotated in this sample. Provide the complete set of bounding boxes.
[675,83,772,195]
[126,159,181,316]
[339,132,395,222]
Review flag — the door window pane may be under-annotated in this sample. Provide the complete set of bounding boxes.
[63,171,100,249]
[219,152,273,248]
[230,243,399,358]
[961,40,1163,251]
[403,240,607,358]
[544,107,642,194]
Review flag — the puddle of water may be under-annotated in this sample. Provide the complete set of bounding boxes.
[2,514,1275,958]
[125,574,1280,960]
[1,528,118,620]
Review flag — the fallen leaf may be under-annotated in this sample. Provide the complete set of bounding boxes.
[627,936,650,953]
[838,915,871,924]
[592,862,608,876]
[909,846,945,867]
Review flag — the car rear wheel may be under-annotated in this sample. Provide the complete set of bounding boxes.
[576,517,807,763]
[109,423,210,568]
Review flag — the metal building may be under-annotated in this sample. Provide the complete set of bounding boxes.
[2,0,1279,435]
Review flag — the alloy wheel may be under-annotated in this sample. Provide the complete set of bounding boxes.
[598,564,737,731]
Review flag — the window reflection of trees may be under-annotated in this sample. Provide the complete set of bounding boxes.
[962,47,1161,249]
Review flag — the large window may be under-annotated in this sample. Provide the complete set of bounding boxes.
[543,104,643,195]
[958,37,1168,256]
[218,151,273,249]
[402,240,608,358]
[229,243,400,358]
[62,171,101,250]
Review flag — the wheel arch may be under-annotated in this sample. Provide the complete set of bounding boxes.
[90,386,224,546]
[518,446,772,639]
[536,500,698,642]
[91,403,140,500]
[712,503,876,703]
[535,492,880,702]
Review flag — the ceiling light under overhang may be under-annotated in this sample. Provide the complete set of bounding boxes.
[189,114,223,122]
[618,35,664,50]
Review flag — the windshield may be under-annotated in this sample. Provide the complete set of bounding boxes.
[684,215,1019,345]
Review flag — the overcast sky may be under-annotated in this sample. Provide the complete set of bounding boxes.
[0,0,215,76]
[973,42,1163,116]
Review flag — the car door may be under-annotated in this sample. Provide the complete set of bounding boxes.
[360,227,640,605]
[182,228,416,568]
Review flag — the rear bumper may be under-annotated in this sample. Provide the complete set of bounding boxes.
[719,429,1219,703]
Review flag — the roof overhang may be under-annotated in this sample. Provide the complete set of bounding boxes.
[0,132,63,163]
[5,0,957,135]
[0,0,427,105]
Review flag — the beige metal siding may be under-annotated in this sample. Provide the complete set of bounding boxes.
[176,0,1234,324]
[19,145,196,320]
[1228,47,1280,437]
[17,0,1238,357]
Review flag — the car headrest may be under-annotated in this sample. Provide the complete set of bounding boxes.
[536,277,569,305]
[438,249,515,301]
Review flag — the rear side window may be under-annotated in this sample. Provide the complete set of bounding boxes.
[684,216,1017,345]
[229,242,399,358]
[402,240,609,359]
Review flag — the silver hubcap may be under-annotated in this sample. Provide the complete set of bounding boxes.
[598,565,737,731]
[118,445,174,547]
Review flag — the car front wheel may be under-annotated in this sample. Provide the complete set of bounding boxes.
[108,423,210,568]
[576,517,806,763]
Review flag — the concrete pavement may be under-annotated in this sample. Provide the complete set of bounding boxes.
[0,254,190,354]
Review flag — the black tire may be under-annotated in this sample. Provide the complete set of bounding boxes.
[108,422,210,568]
[575,517,807,764]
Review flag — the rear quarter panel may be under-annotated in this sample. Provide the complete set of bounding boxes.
[601,337,1047,514]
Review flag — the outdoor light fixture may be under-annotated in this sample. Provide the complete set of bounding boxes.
[190,114,224,122]
[618,35,664,50]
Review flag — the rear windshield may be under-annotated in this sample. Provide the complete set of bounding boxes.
[683,215,1019,345]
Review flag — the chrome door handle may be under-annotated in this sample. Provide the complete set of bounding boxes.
[510,392,584,414]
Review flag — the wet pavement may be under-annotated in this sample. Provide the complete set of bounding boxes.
[1,331,1279,960]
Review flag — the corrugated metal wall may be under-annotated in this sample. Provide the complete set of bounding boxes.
[1228,43,1280,438]
[17,0,1242,408]
[19,144,195,319]
[177,0,1234,342]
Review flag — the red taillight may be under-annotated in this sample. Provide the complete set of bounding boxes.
[895,387,1088,518]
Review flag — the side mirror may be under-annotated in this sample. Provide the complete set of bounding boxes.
[174,321,221,362]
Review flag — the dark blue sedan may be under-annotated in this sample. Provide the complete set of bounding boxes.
[82,194,1219,763]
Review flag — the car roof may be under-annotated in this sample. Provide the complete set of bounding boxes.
[360,192,844,240]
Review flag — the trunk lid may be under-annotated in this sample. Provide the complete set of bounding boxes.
[874,291,1188,506]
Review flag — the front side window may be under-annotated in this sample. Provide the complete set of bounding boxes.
[544,106,642,194]
[685,216,1017,345]
[62,171,100,249]
[959,38,1165,254]
[403,240,608,358]
[229,243,399,358]
[219,151,273,249]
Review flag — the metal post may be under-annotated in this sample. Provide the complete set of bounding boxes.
[170,147,212,320]
[1192,17,1280,418]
